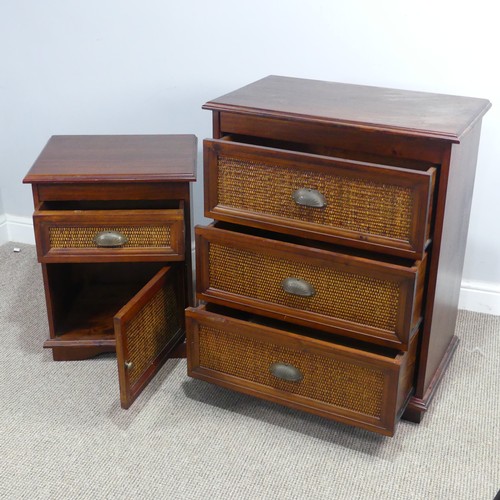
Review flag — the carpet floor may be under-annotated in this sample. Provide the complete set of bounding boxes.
[0,242,499,499]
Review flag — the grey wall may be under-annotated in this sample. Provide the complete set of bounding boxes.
[1,0,498,290]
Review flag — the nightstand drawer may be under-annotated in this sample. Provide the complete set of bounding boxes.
[196,223,426,350]
[186,305,418,436]
[34,208,185,262]
[205,138,435,259]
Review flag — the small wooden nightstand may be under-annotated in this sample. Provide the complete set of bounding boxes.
[24,134,197,408]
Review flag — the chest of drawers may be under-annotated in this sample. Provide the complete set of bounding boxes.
[24,134,197,408]
[187,76,490,435]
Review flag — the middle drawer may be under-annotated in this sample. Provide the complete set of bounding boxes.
[196,223,426,350]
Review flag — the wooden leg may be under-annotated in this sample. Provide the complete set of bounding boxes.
[402,335,460,423]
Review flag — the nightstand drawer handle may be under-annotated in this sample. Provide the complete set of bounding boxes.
[270,362,303,382]
[281,277,316,297]
[94,231,128,247]
[292,188,327,208]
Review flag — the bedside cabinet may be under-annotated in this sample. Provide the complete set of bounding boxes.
[186,76,490,435]
[23,135,197,408]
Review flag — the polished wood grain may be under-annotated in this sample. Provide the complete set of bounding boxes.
[35,182,191,202]
[204,75,490,141]
[218,112,448,164]
[410,121,485,406]
[403,336,459,423]
[23,135,197,183]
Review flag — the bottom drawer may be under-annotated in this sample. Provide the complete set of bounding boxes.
[186,305,417,436]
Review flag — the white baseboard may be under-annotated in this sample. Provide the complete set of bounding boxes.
[0,214,8,245]
[458,280,500,316]
[1,215,498,315]
[1,214,35,245]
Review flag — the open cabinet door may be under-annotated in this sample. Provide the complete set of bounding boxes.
[114,266,184,409]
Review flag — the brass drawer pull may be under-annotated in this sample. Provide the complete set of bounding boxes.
[94,231,128,247]
[125,361,133,370]
[292,188,327,208]
[281,277,316,297]
[270,362,303,382]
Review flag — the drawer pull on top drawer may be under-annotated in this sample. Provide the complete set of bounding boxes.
[281,277,316,297]
[269,362,303,382]
[94,231,128,247]
[292,188,327,208]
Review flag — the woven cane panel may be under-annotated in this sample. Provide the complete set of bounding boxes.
[217,156,413,242]
[198,324,385,417]
[209,243,401,332]
[48,226,171,249]
[125,280,180,385]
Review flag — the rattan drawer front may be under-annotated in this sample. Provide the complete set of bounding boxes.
[34,209,185,262]
[186,305,417,436]
[115,266,184,409]
[204,139,435,259]
[196,224,426,350]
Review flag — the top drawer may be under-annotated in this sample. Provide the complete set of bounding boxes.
[204,138,435,259]
[34,207,185,263]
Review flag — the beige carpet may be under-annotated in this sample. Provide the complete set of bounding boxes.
[0,242,499,500]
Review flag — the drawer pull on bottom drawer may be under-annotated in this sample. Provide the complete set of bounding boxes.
[94,231,128,247]
[292,188,327,208]
[269,362,303,382]
[281,277,316,297]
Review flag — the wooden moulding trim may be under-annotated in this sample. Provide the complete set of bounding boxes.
[34,182,191,202]
[191,368,395,436]
[23,174,197,184]
[217,112,448,164]
[406,335,460,414]
[203,103,487,143]
[44,338,116,348]
[39,252,185,264]
[202,102,458,143]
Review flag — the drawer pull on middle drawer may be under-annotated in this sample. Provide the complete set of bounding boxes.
[269,362,303,382]
[281,277,316,297]
[292,188,327,208]
[94,231,128,247]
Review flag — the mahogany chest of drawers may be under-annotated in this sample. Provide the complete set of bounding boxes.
[24,134,197,408]
[187,76,490,435]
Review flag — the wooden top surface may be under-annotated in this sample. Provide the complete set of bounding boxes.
[203,76,491,142]
[24,135,197,184]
